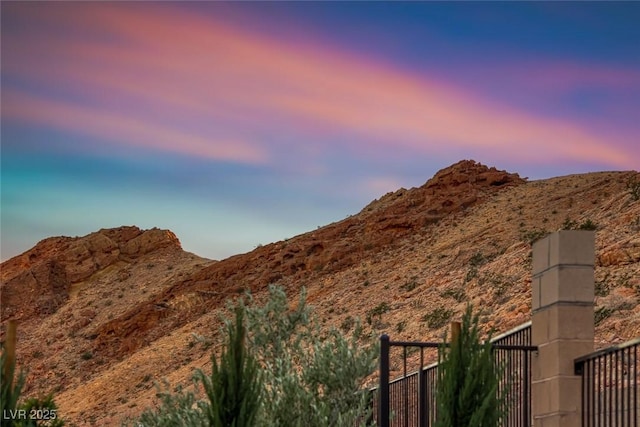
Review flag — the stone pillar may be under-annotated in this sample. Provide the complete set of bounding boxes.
[531,231,595,427]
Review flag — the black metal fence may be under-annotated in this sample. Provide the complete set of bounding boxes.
[371,322,535,427]
[574,337,639,427]
[492,322,534,427]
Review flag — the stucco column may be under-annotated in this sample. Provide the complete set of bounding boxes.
[531,231,595,427]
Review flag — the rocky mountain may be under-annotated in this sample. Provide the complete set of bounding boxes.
[1,160,639,426]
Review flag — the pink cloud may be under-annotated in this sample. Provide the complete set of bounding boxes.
[3,90,268,165]
[3,3,637,169]
[505,61,640,92]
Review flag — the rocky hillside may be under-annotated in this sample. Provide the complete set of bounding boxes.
[1,160,638,426]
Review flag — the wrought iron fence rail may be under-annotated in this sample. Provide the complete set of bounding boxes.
[574,338,639,427]
[574,337,640,375]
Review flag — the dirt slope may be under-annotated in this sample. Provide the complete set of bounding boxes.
[1,160,638,426]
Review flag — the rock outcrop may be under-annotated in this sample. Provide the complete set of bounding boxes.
[0,226,182,321]
[91,160,526,356]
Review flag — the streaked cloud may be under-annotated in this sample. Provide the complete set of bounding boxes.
[2,2,639,263]
[3,90,269,165]
[3,3,636,169]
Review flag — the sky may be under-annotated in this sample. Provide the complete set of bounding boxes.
[1,2,639,262]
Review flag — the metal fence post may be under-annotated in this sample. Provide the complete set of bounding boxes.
[418,366,427,427]
[380,334,390,427]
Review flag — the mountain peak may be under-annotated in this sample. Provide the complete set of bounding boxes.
[1,226,184,321]
[361,159,524,220]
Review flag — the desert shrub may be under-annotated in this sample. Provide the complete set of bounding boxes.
[521,228,549,245]
[627,177,640,201]
[366,302,391,325]
[594,306,614,326]
[340,316,355,333]
[132,307,261,427]
[18,396,65,427]
[464,266,478,284]
[400,278,418,292]
[131,285,377,427]
[435,305,505,427]
[134,382,206,427]
[468,251,486,267]
[1,346,64,427]
[561,217,578,230]
[578,219,598,230]
[241,285,378,427]
[562,218,598,231]
[441,287,467,302]
[479,272,511,302]
[595,274,610,297]
[423,307,453,329]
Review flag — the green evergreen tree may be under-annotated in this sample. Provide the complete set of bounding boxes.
[1,348,26,427]
[2,345,64,427]
[195,305,262,427]
[435,305,506,427]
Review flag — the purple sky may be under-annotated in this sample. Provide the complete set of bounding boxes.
[2,2,639,261]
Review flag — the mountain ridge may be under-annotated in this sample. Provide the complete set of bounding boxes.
[1,160,638,426]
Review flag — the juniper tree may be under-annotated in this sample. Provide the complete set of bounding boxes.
[195,305,262,427]
[435,305,506,427]
[1,348,26,427]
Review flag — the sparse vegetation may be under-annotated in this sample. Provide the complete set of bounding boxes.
[134,381,206,426]
[617,272,634,290]
[479,272,511,302]
[562,217,598,231]
[401,277,418,292]
[189,333,213,350]
[395,320,406,333]
[464,266,479,284]
[578,219,598,230]
[521,228,548,245]
[6,166,640,425]
[366,302,391,326]
[132,286,377,427]
[423,307,454,329]
[469,251,487,267]
[340,316,355,332]
[627,177,640,200]
[594,306,614,326]
[440,287,467,302]
[2,343,65,426]
[595,274,611,297]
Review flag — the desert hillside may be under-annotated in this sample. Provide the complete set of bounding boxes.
[1,160,639,426]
